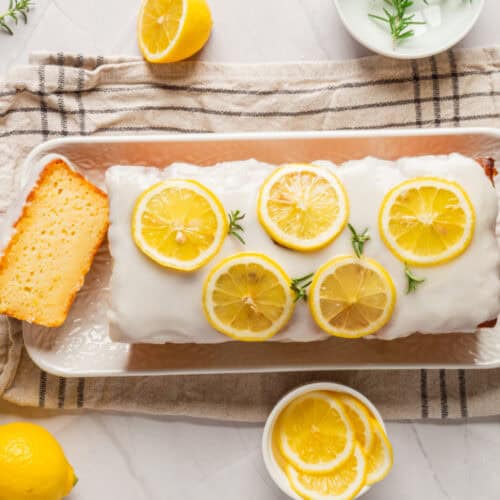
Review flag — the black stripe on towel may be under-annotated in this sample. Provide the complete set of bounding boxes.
[430,56,442,127]
[458,369,468,418]
[38,370,48,407]
[439,369,449,418]
[57,377,66,409]
[420,369,429,418]
[76,378,85,408]
[448,51,460,127]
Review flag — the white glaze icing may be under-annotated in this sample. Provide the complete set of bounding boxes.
[106,154,500,344]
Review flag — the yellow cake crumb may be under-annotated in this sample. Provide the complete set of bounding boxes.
[0,159,109,327]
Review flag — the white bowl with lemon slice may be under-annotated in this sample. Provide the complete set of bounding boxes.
[262,382,392,500]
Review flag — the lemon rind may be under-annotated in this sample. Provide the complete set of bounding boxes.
[336,393,374,453]
[366,419,394,486]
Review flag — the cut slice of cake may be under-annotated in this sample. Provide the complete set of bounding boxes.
[0,158,109,327]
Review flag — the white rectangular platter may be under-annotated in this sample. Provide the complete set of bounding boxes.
[21,128,500,377]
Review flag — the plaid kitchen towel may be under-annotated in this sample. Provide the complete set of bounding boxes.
[1,48,500,421]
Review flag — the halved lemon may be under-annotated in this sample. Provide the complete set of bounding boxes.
[285,443,367,500]
[132,179,227,271]
[366,420,393,485]
[309,255,396,338]
[202,252,295,341]
[379,177,475,266]
[276,391,354,474]
[138,0,213,63]
[257,164,349,251]
[336,394,374,453]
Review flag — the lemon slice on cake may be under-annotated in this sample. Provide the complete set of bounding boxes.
[276,391,354,474]
[309,255,396,338]
[257,164,349,251]
[366,419,393,485]
[138,0,213,63]
[379,177,475,266]
[285,443,367,500]
[132,179,227,271]
[202,252,295,341]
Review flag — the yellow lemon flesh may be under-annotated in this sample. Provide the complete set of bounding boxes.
[379,177,475,266]
[276,392,354,474]
[0,422,77,500]
[203,252,295,341]
[366,419,394,485]
[138,0,213,63]
[132,179,227,271]
[285,443,367,500]
[309,255,396,338]
[336,393,374,453]
[258,164,349,251]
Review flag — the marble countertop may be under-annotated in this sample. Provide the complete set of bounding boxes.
[1,1,500,499]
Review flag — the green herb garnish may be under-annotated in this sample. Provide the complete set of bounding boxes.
[0,0,33,35]
[348,223,370,258]
[369,0,472,45]
[369,0,425,44]
[291,273,314,302]
[228,210,246,245]
[404,263,425,294]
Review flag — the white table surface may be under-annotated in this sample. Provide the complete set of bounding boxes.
[0,1,500,499]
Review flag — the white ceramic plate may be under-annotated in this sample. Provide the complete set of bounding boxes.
[335,0,485,59]
[21,128,500,377]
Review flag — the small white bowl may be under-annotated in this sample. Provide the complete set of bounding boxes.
[334,0,485,60]
[262,382,386,500]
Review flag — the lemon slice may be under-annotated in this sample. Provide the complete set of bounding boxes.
[138,0,213,63]
[309,255,396,338]
[366,420,393,485]
[379,177,475,266]
[336,394,374,453]
[285,443,367,500]
[277,391,354,474]
[257,164,349,251]
[132,179,227,271]
[202,252,295,341]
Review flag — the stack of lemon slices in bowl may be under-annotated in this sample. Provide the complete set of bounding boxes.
[270,389,393,500]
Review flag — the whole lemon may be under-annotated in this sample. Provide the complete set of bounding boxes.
[0,422,77,500]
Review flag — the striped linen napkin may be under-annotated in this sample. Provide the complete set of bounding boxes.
[0,48,500,421]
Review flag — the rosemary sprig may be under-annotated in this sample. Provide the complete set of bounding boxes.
[404,263,425,294]
[369,0,425,44]
[228,210,246,244]
[0,0,33,35]
[291,273,314,302]
[348,223,370,258]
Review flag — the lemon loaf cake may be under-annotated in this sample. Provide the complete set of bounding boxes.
[105,154,500,344]
[0,158,109,327]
